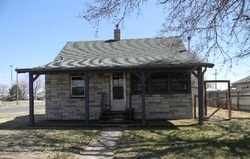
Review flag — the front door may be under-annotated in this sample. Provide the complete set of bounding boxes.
[110,73,126,111]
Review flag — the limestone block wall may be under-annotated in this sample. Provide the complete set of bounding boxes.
[45,73,110,120]
[131,94,193,119]
[126,73,192,119]
[45,72,192,120]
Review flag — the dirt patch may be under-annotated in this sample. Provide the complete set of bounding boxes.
[206,106,250,119]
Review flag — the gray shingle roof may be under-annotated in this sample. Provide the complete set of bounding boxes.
[17,36,214,73]
[232,75,250,85]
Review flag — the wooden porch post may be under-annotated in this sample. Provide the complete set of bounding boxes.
[29,73,34,126]
[197,67,204,125]
[84,73,90,126]
[141,72,146,125]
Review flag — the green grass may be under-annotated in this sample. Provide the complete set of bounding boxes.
[115,119,250,159]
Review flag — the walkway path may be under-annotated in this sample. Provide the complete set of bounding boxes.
[77,127,124,159]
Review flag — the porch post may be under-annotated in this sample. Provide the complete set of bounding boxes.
[84,73,90,126]
[197,67,204,125]
[141,72,146,125]
[29,73,34,126]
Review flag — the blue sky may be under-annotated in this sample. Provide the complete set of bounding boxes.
[0,0,249,89]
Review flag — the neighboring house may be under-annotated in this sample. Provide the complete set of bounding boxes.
[232,76,250,92]
[16,27,214,126]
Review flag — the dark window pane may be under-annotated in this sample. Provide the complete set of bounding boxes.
[113,87,123,99]
[151,83,167,91]
[131,74,141,92]
[171,83,187,91]
[151,73,168,92]
[72,87,84,96]
[170,74,187,91]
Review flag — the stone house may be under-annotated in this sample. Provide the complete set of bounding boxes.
[16,27,214,126]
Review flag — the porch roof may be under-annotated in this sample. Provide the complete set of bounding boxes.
[16,37,214,74]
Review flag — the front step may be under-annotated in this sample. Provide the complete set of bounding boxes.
[99,110,134,123]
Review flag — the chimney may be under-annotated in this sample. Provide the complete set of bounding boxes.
[114,24,121,41]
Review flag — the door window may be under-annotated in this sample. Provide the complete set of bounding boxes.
[113,73,124,99]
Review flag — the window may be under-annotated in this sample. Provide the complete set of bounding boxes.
[131,75,148,93]
[151,73,168,92]
[71,76,84,97]
[131,72,190,94]
[170,74,188,91]
[113,73,124,99]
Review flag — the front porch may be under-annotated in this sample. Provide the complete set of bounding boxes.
[24,67,207,127]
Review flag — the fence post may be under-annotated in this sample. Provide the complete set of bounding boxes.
[227,81,231,120]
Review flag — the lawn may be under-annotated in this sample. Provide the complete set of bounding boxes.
[1,107,249,159]
[0,112,100,159]
[115,119,250,159]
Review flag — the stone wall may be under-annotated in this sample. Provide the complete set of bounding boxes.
[46,73,193,120]
[131,94,193,119]
[45,73,110,120]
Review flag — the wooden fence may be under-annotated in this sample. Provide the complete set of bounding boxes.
[207,90,250,111]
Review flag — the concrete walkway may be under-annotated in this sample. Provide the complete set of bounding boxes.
[77,127,124,159]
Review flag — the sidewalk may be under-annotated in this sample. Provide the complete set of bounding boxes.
[77,127,124,159]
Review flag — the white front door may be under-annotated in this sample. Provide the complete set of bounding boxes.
[110,73,126,111]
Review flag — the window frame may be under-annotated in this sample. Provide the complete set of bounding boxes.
[70,76,85,98]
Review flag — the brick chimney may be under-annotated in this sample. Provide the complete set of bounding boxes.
[114,24,121,41]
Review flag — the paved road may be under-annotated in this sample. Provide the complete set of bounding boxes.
[0,105,45,114]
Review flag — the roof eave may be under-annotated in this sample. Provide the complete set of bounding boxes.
[16,63,214,74]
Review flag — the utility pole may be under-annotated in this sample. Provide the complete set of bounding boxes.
[10,65,13,85]
[187,36,191,53]
[16,68,19,105]
[213,69,218,89]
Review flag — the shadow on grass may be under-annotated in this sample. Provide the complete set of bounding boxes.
[115,120,250,159]
[0,113,199,130]
[0,114,98,130]
[0,114,101,158]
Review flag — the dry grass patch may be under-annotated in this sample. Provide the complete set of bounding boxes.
[115,119,250,159]
[0,112,100,159]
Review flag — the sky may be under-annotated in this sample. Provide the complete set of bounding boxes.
[0,0,249,90]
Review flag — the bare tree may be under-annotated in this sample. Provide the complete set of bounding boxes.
[18,78,29,99]
[0,84,9,100]
[34,76,45,99]
[18,75,45,100]
[81,0,250,65]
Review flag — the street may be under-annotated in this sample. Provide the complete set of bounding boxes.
[0,105,45,114]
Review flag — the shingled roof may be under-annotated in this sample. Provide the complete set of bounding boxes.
[232,75,250,86]
[16,36,214,73]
